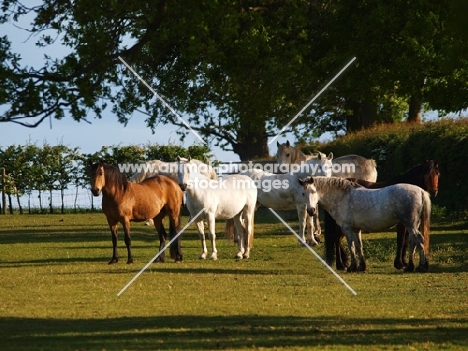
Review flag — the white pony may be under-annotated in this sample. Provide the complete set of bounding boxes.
[177,157,257,260]
[239,169,322,246]
[276,140,377,181]
[130,158,217,183]
[299,176,431,272]
[130,158,217,225]
[275,142,333,237]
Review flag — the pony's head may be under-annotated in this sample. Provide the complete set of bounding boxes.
[89,160,105,196]
[277,140,333,176]
[423,160,440,197]
[177,156,202,191]
[298,176,318,217]
[276,140,293,165]
[317,152,333,177]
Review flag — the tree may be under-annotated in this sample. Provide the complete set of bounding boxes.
[0,1,329,160]
[295,0,468,139]
[1,1,468,159]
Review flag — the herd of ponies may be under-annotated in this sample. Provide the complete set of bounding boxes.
[88,141,439,273]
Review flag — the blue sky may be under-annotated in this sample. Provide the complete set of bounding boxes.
[1,13,290,162]
[1,9,446,163]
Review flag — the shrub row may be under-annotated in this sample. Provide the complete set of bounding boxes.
[300,118,468,212]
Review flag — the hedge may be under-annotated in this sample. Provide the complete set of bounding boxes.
[300,118,468,212]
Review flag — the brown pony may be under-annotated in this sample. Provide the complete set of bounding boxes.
[325,160,439,271]
[89,161,183,264]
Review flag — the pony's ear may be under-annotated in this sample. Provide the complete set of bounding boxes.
[188,156,192,162]
[327,152,333,160]
[298,178,305,186]
[277,140,281,147]
[88,159,93,167]
[286,140,290,147]
[177,156,181,161]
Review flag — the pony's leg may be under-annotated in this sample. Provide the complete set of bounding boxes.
[324,211,336,266]
[341,226,361,273]
[336,230,349,271]
[207,215,218,260]
[241,209,254,259]
[297,204,319,246]
[355,229,367,272]
[168,211,183,262]
[306,214,320,246]
[405,228,428,273]
[153,211,167,263]
[394,223,408,270]
[313,205,322,238]
[297,204,307,244]
[107,219,119,264]
[196,220,209,260]
[233,214,245,259]
[121,218,133,264]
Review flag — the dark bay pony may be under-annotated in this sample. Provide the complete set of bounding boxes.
[325,160,439,271]
[89,161,183,264]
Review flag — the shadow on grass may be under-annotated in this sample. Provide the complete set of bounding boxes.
[0,315,467,350]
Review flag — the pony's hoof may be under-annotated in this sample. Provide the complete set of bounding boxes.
[126,258,133,264]
[358,264,367,272]
[210,253,218,261]
[347,266,357,273]
[235,254,243,260]
[313,234,321,243]
[394,260,405,270]
[199,253,207,260]
[416,262,429,273]
[404,262,415,272]
[243,253,250,259]
[108,258,118,265]
[155,256,165,263]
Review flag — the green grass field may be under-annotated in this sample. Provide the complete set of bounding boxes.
[0,211,467,350]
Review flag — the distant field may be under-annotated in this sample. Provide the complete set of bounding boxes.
[0,212,467,350]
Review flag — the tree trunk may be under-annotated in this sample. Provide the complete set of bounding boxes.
[49,189,53,214]
[15,193,23,214]
[345,99,362,132]
[360,100,378,128]
[407,94,422,123]
[8,194,13,214]
[345,99,378,132]
[232,120,270,161]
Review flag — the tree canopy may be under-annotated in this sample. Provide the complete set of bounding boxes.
[1,0,468,160]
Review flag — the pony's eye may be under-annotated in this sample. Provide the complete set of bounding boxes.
[286,153,290,157]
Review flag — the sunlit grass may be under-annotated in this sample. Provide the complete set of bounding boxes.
[0,212,467,350]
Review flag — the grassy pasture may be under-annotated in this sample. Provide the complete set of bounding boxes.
[0,211,467,351]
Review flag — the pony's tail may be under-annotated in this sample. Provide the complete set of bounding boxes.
[324,210,336,266]
[421,190,431,255]
[225,218,236,242]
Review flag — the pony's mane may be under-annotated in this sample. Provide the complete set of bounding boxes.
[99,163,129,191]
[391,160,437,188]
[305,176,361,193]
